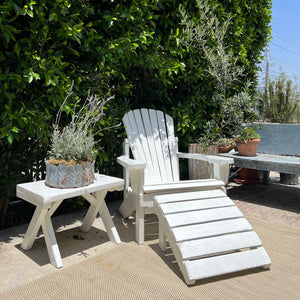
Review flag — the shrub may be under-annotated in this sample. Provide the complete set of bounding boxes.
[0,0,272,227]
[261,68,299,123]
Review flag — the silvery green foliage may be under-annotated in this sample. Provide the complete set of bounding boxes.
[201,91,256,144]
[49,83,114,161]
[180,0,256,144]
[180,0,244,96]
[50,124,94,161]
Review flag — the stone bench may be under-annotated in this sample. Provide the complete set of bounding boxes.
[256,123,300,184]
[221,123,300,185]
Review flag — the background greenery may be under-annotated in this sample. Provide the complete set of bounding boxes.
[0,0,272,227]
[260,62,300,123]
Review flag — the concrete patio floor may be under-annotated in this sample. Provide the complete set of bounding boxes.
[0,172,299,297]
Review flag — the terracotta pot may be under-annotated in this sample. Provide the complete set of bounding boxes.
[235,168,259,184]
[218,145,235,153]
[235,139,260,157]
[45,159,95,188]
[238,168,258,180]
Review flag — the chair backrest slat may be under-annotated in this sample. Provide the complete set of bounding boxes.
[123,111,151,181]
[165,113,179,182]
[147,109,173,182]
[123,109,179,184]
[154,110,174,182]
[139,109,163,183]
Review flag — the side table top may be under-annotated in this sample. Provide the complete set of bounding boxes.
[17,174,124,207]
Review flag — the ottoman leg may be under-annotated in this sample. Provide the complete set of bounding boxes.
[159,222,167,251]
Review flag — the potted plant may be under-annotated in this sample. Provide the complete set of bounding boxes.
[234,126,261,157]
[216,138,235,153]
[45,83,113,188]
[233,126,261,184]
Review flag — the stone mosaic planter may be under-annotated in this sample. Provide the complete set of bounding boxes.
[45,159,95,188]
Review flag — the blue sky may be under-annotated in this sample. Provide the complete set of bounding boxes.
[258,1,300,85]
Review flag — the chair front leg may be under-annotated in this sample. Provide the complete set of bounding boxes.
[122,139,130,201]
[130,168,146,244]
[136,203,145,245]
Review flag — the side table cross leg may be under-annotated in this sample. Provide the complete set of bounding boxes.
[81,191,106,232]
[17,174,124,268]
[21,200,64,268]
[41,215,63,268]
[21,206,48,251]
[97,191,121,244]
[81,190,121,244]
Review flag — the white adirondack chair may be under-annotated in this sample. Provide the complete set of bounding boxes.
[117,108,234,244]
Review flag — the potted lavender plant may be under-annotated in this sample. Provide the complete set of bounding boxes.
[45,83,113,188]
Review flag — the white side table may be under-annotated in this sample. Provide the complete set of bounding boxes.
[16,174,124,268]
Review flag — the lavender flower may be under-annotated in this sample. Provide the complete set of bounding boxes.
[49,82,115,161]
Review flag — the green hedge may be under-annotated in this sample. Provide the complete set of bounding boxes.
[0,0,271,226]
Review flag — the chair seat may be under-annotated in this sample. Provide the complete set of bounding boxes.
[143,179,224,194]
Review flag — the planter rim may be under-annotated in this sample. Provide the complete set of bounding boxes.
[235,138,261,144]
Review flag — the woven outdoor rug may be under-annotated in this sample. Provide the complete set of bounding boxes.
[0,216,299,300]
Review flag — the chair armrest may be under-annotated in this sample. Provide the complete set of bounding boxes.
[117,155,146,170]
[177,152,234,165]
[178,152,234,185]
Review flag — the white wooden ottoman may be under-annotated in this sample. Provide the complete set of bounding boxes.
[154,189,271,285]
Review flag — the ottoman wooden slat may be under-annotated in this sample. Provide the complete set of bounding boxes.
[154,189,271,285]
